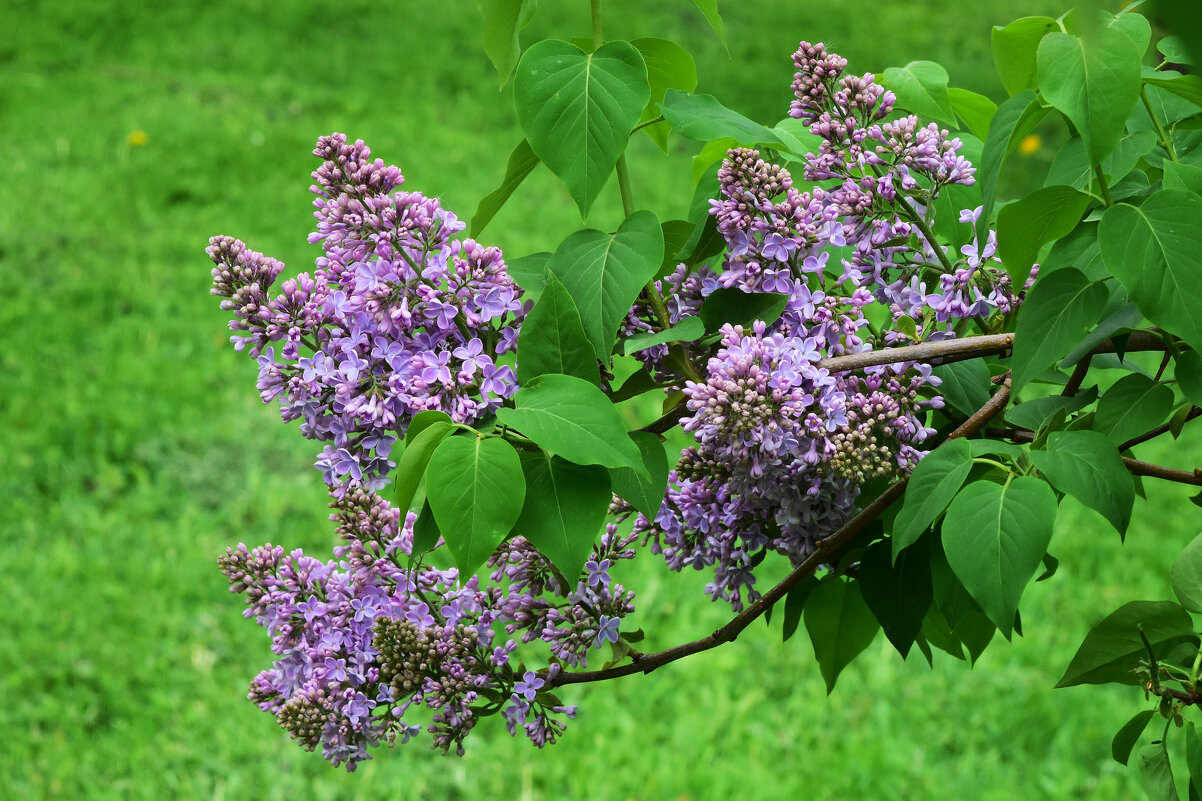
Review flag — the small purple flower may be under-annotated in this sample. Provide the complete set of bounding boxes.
[593,615,620,648]
[513,670,544,701]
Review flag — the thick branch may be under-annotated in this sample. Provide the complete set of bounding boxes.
[552,377,1013,688]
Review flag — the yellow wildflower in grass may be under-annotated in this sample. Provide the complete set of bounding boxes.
[127,130,149,147]
[1018,134,1042,156]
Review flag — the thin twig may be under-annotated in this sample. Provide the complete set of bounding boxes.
[1120,407,1202,451]
[988,427,1202,486]
[551,376,1014,688]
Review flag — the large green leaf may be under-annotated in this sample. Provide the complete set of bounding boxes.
[932,359,993,417]
[475,0,538,88]
[1145,74,1202,110]
[392,419,455,513]
[471,139,540,237]
[1030,430,1134,535]
[996,185,1093,285]
[1138,743,1181,801]
[497,373,645,472]
[514,40,649,216]
[547,210,664,364]
[426,435,526,574]
[1094,373,1175,446]
[947,88,998,140]
[941,477,1057,636]
[1037,26,1143,163]
[1172,533,1202,613]
[781,575,820,642]
[1010,267,1108,394]
[1057,600,1195,687]
[516,271,599,386]
[1112,710,1156,766]
[516,453,612,581]
[892,438,973,562]
[660,89,782,148]
[992,16,1059,95]
[858,536,932,659]
[1099,191,1202,356]
[632,38,697,151]
[1003,386,1098,432]
[804,577,880,693]
[506,252,550,302]
[697,288,789,332]
[1176,350,1202,408]
[881,61,956,126]
[979,90,1046,228]
[929,537,999,659]
[609,431,670,520]
[1164,161,1202,195]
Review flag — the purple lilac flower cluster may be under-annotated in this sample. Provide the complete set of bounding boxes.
[219,485,643,767]
[208,134,527,492]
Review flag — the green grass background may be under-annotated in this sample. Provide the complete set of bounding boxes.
[3,0,1199,798]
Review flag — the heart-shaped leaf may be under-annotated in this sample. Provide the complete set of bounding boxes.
[517,271,600,386]
[892,438,973,562]
[804,577,880,692]
[1010,267,1108,394]
[516,453,612,581]
[426,435,526,574]
[941,477,1057,636]
[881,60,956,126]
[514,40,649,216]
[1030,430,1134,535]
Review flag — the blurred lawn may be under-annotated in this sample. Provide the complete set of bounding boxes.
[3,0,1197,799]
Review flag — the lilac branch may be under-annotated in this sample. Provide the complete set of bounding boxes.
[551,376,1014,688]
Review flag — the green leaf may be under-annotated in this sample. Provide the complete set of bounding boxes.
[697,288,789,332]
[547,210,663,364]
[893,438,973,562]
[948,88,998,140]
[1138,743,1181,801]
[1004,386,1098,432]
[1100,192,1202,355]
[1095,373,1175,446]
[426,435,526,574]
[1037,26,1143,163]
[979,90,1045,228]
[1146,74,1202,110]
[498,373,645,472]
[1177,351,1202,408]
[932,359,993,417]
[659,219,695,276]
[410,499,442,557]
[1172,533,1202,613]
[1113,709,1156,766]
[689,0,729,56]
[1030,430,1134,535]
[475,0,538,88]
[405,410,454,445]
[621,316,705,356]
[1164,161,1202,195]
[781,575,819,642]
[393,420,455,513]
[1057,600,1195,687]
[1160,34,1195,65]
[516,453,611,580]
[514,40,649,216]
[881,61,956,127]
[992,16,1059,95]
[929,537,999,659]
[516,271,599,386]
[971,439,1026,459]
[804,577,880,692]
[632,38,697,150]
[660,89,782,148]
[997,185,1093,285]
[1010,268,1108,394]
[471,139,540,237]
[506,252,550,302]
[1188,721,1202,799]
[858,536,932,659]
[609,431,670,520]
[941,477,1057,636]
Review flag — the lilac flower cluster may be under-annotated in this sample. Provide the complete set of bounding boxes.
[219,485,642,767]
[208,134,527,492]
